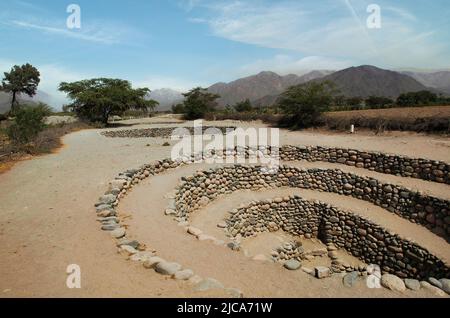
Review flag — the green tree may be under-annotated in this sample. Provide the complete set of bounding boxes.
[182,87,219,120]
[333,95,347,108]
[278,81,337,129]
[58,78,158,124]
[171,103,185,114]
[365,96,393,109]
[1,63,40,114]
[6,103,51,144]
[234,99,253,112]
[397,90,438,107]
[346,97,363,109]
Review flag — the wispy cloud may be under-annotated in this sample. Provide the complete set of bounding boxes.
[384,6,417,21]
[10,20,122,44]
[186,0,448,68]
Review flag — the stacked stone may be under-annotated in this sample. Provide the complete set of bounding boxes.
[280,145,450,184]
[224,195,450,280]
[101,126,236,138]
[93,146,449,293]
[94,158,243,296]
[272,241,305,262]
[174,165,450,240]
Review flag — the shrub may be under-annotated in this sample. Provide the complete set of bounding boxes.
[365,96,394,109]
[182,87,219,120]
[278,81,337,129]
[171,103,185,114]
[396,90,438,107]
[6,103,51,144]
[233,99,253,112]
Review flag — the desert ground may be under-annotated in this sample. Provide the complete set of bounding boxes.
[0,115,449,297]
[326,105,450,120]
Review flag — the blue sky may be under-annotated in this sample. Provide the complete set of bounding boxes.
[1,0,449,108]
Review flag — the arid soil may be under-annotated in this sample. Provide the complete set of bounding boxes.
[326,105,450,120]
[0,115,449,297]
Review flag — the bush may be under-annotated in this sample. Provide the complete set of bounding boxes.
[171,103,185,114]
[396,90,438,107]
[182,87,220,120]
[233,99,253,112]
[6,103,51,144]
[278,81,337,129]
[365,96,394,109]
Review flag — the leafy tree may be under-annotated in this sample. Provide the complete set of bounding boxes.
[182,87,219,120]
[397,90,438,107]
[278,81,337,129]
[346,97,363,109]
[58,78,158,124]
[6,103,51,144]
[171,103,185,114]
[365,96,394,109]
[234,99,253,112]
[1,63,40,114]
[333,95,347,107]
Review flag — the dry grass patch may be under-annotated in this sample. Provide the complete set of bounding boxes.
[0,121,92,167]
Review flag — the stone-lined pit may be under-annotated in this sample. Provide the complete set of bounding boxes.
[94,146,450,294]
[226,195,449,279]
[174,165,450,241]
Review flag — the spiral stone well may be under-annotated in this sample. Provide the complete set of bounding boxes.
[94,145,450,294]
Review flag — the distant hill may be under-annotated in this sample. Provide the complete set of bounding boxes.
[401,71,450,95]
[207,70,331,107]
[314,65,428,98]
[148,88,184,112]
[0,90,52,114]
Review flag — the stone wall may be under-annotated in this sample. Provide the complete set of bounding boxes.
[95,149,450,283]
[101,126,236,138]
[280,145,450,184]
[226,196,450,280]
[175,165,450,240]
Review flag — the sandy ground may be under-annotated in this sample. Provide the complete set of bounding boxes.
[0,116,449,297]
[326,105,450,119]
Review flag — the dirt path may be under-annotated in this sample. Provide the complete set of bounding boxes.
[0,117,449,297]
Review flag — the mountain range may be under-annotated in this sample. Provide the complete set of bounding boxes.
[1,65,450,114]
[401,71,450,95]
[314,65,428,98]
[206,66,450,107]
[147,88,184,111]
[0,90,51,114]
[208,70,332,107]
